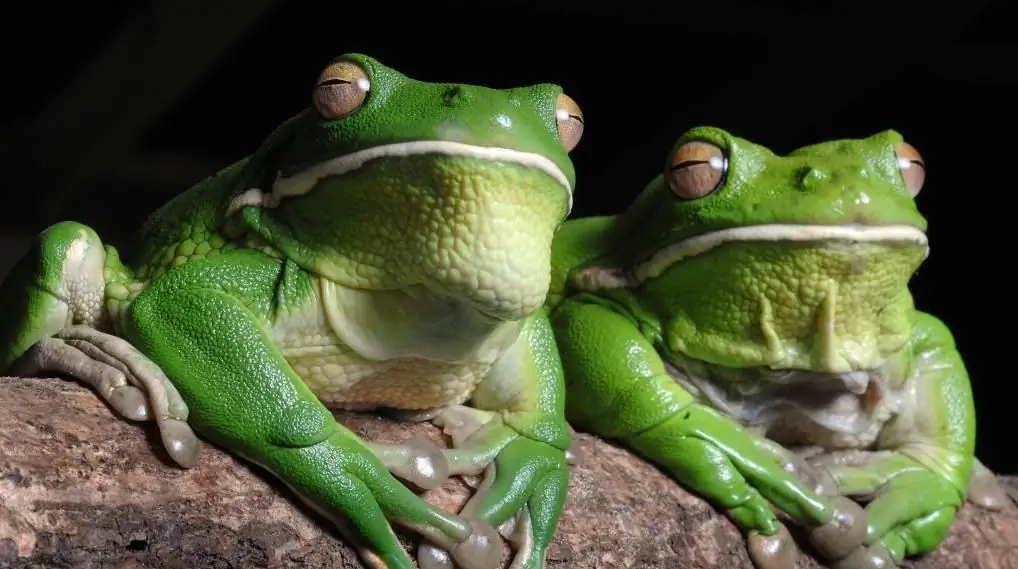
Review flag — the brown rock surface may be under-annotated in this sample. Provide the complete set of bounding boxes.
[1,377,1017,569]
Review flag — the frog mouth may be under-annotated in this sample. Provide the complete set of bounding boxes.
[633,223,929,284]
[226,141,573,215]
[274,141,572,207]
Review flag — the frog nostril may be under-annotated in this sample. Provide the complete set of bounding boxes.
[442,86,463,106]
[797,166,827,189]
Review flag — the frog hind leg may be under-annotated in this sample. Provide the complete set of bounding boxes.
[0,222,197,467]
[123,262,502,569]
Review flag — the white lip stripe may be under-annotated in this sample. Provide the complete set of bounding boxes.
[634,223,930,282]
[270,140,573,210]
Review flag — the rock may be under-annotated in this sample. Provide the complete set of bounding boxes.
[1,377,1016,569]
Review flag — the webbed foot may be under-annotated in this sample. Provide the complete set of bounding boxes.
[804,450,964,567]
[417,405,570,569]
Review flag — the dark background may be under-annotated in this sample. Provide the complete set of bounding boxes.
[1,1,1014,472]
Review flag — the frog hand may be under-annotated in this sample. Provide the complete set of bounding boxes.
[13,325,199,468]
[414,405,571,569]
[966,457,1012,511]
[806,450,968,569]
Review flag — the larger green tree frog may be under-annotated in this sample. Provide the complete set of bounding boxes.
[547,127,1008,569]
[0,54,586,569]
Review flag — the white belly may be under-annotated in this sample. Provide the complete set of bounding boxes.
[268,279,521,411]
[666,355,911,449]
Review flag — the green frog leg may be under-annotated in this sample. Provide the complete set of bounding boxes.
[122,250,502,569]
[416,309,571,569]
[551,298,869,569]
[804,312,985,569]
[0,222,197,467]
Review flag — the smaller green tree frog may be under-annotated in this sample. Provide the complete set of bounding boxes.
[547,127,1008,569]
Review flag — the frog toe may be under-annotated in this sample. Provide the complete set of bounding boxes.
[417,543,454,569]
[450,519,503,569]
[747,525,797,569]
[806,496,868,559]
[108,384,150,421]
[367,436,451,491]
[159,418,200,468]
[433,405,497,448]
[564,427,583,466]
[828,544,897,569]
[967,458,1011,511]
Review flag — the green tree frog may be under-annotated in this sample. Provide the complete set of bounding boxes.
[546,126,1008,569]
[0,54,586,569]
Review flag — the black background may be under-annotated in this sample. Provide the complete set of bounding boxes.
[1,0,1014,473]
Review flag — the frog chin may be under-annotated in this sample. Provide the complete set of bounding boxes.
[634,223,929,284]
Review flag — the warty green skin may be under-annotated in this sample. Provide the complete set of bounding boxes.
[546,126,1007,569]
[0,53,583,569]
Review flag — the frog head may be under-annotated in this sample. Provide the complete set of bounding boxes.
[226,54,583,320]
[577,126,928,373]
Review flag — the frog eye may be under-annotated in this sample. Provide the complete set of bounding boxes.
[667,140,727,199]
[895,141,925,197]
[555,93,584,152]
[313,60,371,120]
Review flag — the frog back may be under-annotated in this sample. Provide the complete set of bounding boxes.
[547,215,615,308]
[123,158,249,281]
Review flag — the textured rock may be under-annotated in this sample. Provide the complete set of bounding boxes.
[1,377,1017,569]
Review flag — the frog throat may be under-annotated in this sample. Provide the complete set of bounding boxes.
[226,141,574,215]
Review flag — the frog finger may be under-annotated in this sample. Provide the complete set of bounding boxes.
[57,326,199,468]
[637,432,785,541]
[876,506,955,562]
[12,337,149,419]
[746,525,798,569]
[449,438,569,569]
[57,325,191,420]
[657,404,835,526]
[967,458,1010,511]
[367,436,451,491]
[861,471,960,545]
[507,462,569,569]
[14,332,199,470]
[807,450,920,497]
[827,544,898,569]
[461,437,565,526]
[419,464,500,569]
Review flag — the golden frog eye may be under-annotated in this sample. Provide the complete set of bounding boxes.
[555,93,584,152]
[667,140,727,199]
[313,60,370,120]
[895,141,926,197]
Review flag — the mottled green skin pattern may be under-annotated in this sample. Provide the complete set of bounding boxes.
[547,127,978,568]
[0,54,579,569]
